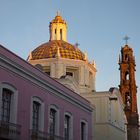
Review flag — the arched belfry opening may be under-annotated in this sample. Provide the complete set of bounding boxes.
[125,71,129,80]
[125,92,131,108]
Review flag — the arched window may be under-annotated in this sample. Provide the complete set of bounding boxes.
[80,120,88,140]
[64,112,73,140]
[50,108,56,136]
[48,105,59,137]
[30,96,44,131]
[60,29,62,40]
[125,92,131,107]
[1,88,12,122]
[125,71,129,80]
[32,101,40,130]
[0,83,18,124]
[54,28,57,40]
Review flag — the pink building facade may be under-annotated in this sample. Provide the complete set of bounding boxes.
[0,45,93,140]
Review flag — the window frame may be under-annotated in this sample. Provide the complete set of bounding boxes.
[0,82,18,124]
[80,119,88,140]
[48,104,59,136]
[60,28,62,40]
[30,96,44,131]
[125,71,129,80]
[32,101,40,131]
[64,112,73,140]
[1,88,12,122]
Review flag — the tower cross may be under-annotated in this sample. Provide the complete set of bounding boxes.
[57,10,60,16]
[123,35,130,45]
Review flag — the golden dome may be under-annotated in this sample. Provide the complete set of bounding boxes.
[30,40,85,60]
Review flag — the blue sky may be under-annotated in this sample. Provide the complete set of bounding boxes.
[0,0,140,115]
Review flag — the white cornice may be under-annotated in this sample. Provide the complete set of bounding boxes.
[29,57,97,73]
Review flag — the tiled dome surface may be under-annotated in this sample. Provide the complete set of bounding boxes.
[31,40,85,60]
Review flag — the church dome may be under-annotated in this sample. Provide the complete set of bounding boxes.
[30,40,85,60]
[29,13,85,61]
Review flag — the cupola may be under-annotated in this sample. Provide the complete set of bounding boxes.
[49,11,67,41]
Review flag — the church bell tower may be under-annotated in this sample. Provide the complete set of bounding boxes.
[119,37,139,140]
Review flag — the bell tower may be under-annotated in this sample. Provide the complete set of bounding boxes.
[119,36,139,140]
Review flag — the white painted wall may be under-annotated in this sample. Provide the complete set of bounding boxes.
[81,88,127,140]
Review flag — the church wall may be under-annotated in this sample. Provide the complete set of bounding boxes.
[84,95,109,123]
[81,90,127,140]
[94,123,126,140]
[0,45,93,140]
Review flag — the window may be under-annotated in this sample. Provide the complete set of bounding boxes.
[0,83,18,124]
[49,108,56,135]
[125,71,129,80]
[64,115,70,140]
[66,67,79,83]
[80,120,88,140]
[30,96,44,131]
[1,88,12,122]
[55,29,57,40]
[125,92,131,107]
[49,105,59,136]
[43,66,50,76]
[81,122,85,140]
[64,112,73,140]
[125,54,128,61]
[60,29,62,40]
[66,72,73,77]
[46,71,50,76]
[32,101,40,131]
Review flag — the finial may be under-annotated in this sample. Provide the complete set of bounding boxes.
[84,52,88,61]
[57,10,60,16]
[123,35,130,45]
[28,51,33,60]
[92,60,96,68]
[55,46,61,58]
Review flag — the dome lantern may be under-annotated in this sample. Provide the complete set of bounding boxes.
[49,11,67,41]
